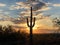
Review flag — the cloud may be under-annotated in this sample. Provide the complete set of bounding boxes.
[9,5,21,10]
[20,10,31,17]
[0,3,6,7]
[0,9,10,15]
[4,12,10,15]
[53,4,60,7]
[9,0,46,10]
[0,21,15,26]
[9,2,30,10]
[13,17,26,24]
[31,2,46,11]
[15,1,50,17]
[0,10,3,13]
[0,14,14,21]
[36,6,51,12]
[0,10,3,12]
[0,14,17,26]
[16,2,30,6]
[19,6,51,19]
[36,18,53,28]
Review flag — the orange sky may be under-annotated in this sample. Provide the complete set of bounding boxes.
[0,17,59,34]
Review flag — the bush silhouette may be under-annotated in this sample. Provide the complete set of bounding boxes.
[0,25,26,45]
[0,25,3,32]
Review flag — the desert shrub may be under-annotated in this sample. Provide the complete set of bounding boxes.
[0,25,26,45]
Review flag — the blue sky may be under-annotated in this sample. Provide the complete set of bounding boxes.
[0,0,25,18]
[41,0,60,16]
[0,0,60,18]
[43,0,60,3]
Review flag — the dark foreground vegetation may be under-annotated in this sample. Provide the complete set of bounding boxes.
[33,33,60,45]
[0,25,60,45]
[0,25,26,45]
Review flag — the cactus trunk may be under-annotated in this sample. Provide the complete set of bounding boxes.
[30,7,33,45]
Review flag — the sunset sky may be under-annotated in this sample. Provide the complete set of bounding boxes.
[0,0,60,33]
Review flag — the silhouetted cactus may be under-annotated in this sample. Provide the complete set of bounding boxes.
[26,7,36,45]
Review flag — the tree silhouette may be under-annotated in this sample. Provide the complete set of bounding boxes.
[52,17,60,33]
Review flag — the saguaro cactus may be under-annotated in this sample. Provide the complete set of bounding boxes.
[26,7,36,45]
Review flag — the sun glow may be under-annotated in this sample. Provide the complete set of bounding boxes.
[25,24,38,34]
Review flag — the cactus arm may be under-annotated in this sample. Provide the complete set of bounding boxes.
[26,18,30,27]
[32,17,36,27]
